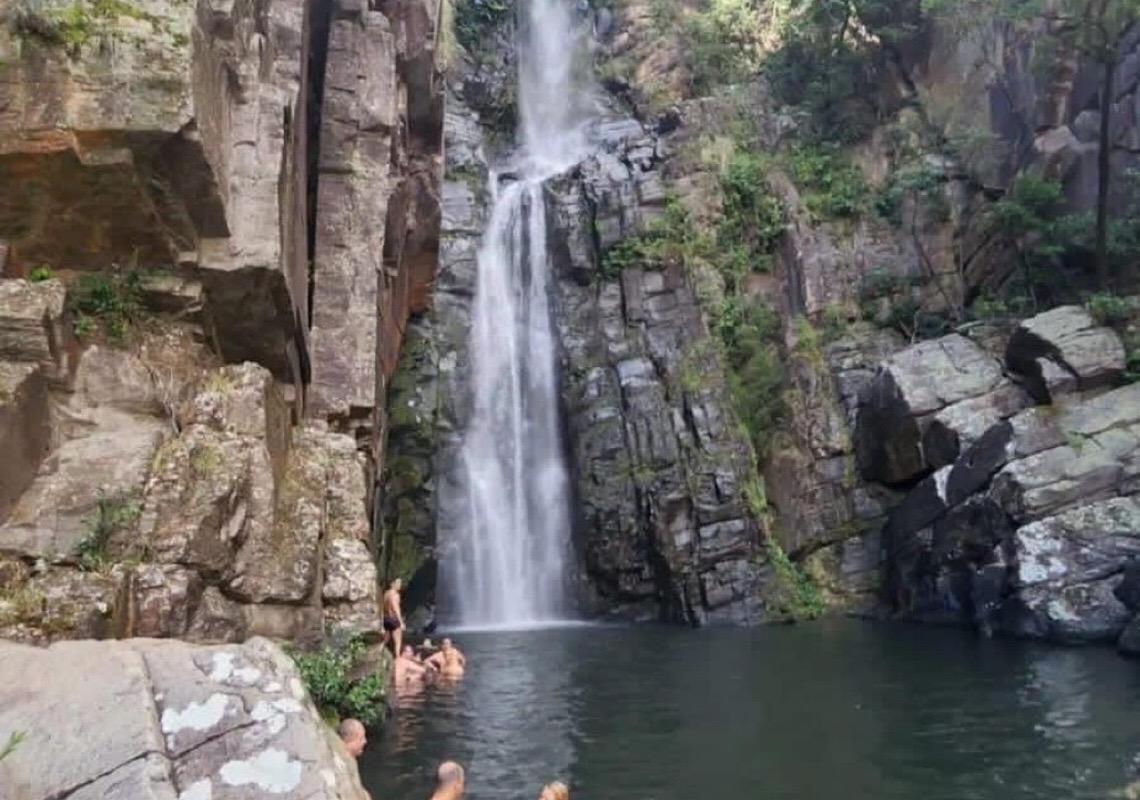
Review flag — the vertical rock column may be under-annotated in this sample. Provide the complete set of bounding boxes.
[308,2,397,424]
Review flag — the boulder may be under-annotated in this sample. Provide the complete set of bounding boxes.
[883,381,1140,640]
[1004,497,1140,643]
[1005,305,1126,403]
[0,279,67,376]
[855,333,1028,485]
[0,637,370,800]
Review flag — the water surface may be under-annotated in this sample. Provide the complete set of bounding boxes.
[359,621,1140,800]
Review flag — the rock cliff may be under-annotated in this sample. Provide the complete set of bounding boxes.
[0,0,445,644]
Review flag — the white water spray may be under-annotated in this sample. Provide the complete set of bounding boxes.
[442,0,592,628]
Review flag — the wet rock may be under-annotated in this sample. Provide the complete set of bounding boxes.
[883,380,1140,641]
[0,637,370,800]
[1005,305,1126,403]
[1004,497,1140,643]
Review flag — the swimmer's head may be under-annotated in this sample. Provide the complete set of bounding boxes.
[337,718,367,758]
[435,760,465,792]
[539,781,569,800]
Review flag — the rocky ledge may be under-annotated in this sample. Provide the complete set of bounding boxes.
[0,636,369,800]
[867,304,1140,647]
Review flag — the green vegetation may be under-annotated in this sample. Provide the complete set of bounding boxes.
[68,268,145,346]
[289,637,388,726]
[27,266,53,283]
[872,162,948,227]
[11,0,159,54]
[74,490,142,572]
[0,730,26,763]
[784,144,867,221]
[0,584,44,627]
[743,479,824,619]
[450,0,511,56]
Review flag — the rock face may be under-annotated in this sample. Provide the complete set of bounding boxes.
[856,333,1031,486]
[0,0,445,642]
[0,636,369,800]
[878,307,1140,645]
[0,328,378,645]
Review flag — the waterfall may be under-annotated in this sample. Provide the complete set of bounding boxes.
[441,0,592,628]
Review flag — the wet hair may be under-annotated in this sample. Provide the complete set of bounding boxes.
[435,760,465,787]
[542,781,569,800]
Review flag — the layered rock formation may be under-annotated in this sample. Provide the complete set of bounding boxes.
[0,0,445,645]
[875,306,1140,645]
[0,281,377,644]
[0,636,370,799]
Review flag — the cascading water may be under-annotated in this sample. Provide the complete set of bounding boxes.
[441,0,592,628]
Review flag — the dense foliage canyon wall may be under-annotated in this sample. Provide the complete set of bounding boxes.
[0,0,445,644]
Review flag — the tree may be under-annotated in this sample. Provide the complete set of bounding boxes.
[1047,0,1140,288]
[921,0,1140,289]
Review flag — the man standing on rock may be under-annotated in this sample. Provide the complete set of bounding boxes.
[428,760,465,800]
[381,578,406,658]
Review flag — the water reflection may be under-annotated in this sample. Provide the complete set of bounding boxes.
[361,630,581,800]
[362,622,1140,800]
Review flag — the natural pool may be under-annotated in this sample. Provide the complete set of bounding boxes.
[358,620,1140,800]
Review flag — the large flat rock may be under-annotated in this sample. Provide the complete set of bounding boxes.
[0,637,370,800]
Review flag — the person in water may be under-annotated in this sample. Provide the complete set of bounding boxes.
[538,781,569,800]
[428,760,466,800]
[424,637,466,677]
[381,578,405,657]
[337,718,374,800]
[394,644,429,686]
[338,718,368,758]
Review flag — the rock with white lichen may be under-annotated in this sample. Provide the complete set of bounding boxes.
[0,636,370,800]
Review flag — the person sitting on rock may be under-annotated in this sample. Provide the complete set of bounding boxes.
[424,637,466,678]
[338,718,368,758]
[428,760,466,800]
[538,781,569,800]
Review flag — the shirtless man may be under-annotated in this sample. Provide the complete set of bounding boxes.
[381,578,405,657]
[336,719,373,800]
[424,638,466,678]
[338,718,368,758]
[428,760,465,800]
[394,644,428,686]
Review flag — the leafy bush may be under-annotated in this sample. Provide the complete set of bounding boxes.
[718,152,786,280]
[451,0,510,55]
[290,637,388,726]
[68,268,145,346]
[27,265,53,282]
[785,144,866,220]
[74,490,142,572]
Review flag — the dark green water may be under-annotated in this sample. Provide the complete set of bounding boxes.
[358,620,1140,800]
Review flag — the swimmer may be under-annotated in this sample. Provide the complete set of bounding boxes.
[428,760,466,800]
[338,718,367,758]
[538,781,569,800]
[424,637,466,678]
[337,719,373,800]
[381,578,405,657]
[394,644,428,685]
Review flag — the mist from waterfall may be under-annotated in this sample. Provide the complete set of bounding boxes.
[441,0,592,628]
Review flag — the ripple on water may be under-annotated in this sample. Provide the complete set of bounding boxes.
[359,622,1140,800]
